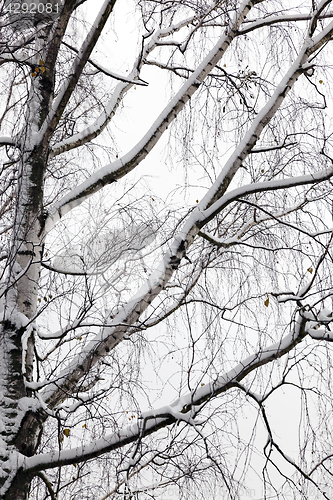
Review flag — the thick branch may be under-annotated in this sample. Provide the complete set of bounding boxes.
[44,0,257,234]
[199,165,333,226]
[39,0,117,141]
[23,312,309,473]
[49,15,195,157]
[45,9,333,237]
[0,136,16,147]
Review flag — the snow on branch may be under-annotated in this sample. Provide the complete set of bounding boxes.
[309,17,333,54]
[200,166,333,225]
[22,310,312,474]
[198,197,310,249]
[196,28,333,219]
[61,41,148,85]
[303,307,333,340]
[240,12,333,35]
[307,329,333,341]
[50,15,196,158]
[37,0,117,144]
[45,4,333,239]
[0,137,17,147]
[308,0,332,37]
[44,0,255,234]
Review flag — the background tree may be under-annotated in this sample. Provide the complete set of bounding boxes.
[1,0,333,498]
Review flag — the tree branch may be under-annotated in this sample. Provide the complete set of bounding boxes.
[45,14,333,237]
[61,41,149,85]
[240,10,333,35]
[0,137,16,147]
[44,0,258,233]
[49,15,196,158]
[23,310,309,473]
[39,0,118,141]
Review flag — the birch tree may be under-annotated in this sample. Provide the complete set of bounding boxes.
[1,0,333,498]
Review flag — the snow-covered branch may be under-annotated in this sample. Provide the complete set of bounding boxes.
[45,8,333,239]
[240,12,333,35]
[196,27,333,218]
[22,310,310,474]
[0,136,16,147]
[61,41,148,85]
[44,0,256,233]
[199,198,310,249]
[3,0,333,497]
[200,165,333,225]
[38,0,117,144]
[308,0,332,37]
[50,16,196,158]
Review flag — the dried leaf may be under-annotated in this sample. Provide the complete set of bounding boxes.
[63,428,70,437]
[307,267,313,274]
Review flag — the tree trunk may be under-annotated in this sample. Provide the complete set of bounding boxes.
[0,24,53,494]
[0,148,45,494]
[2,472,33,500]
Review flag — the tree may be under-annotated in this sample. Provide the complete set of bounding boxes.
[1,0,333,498]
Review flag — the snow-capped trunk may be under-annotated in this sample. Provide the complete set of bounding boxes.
[0,148,46,494]
[0,157,45,497]
[0,26,54,497]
